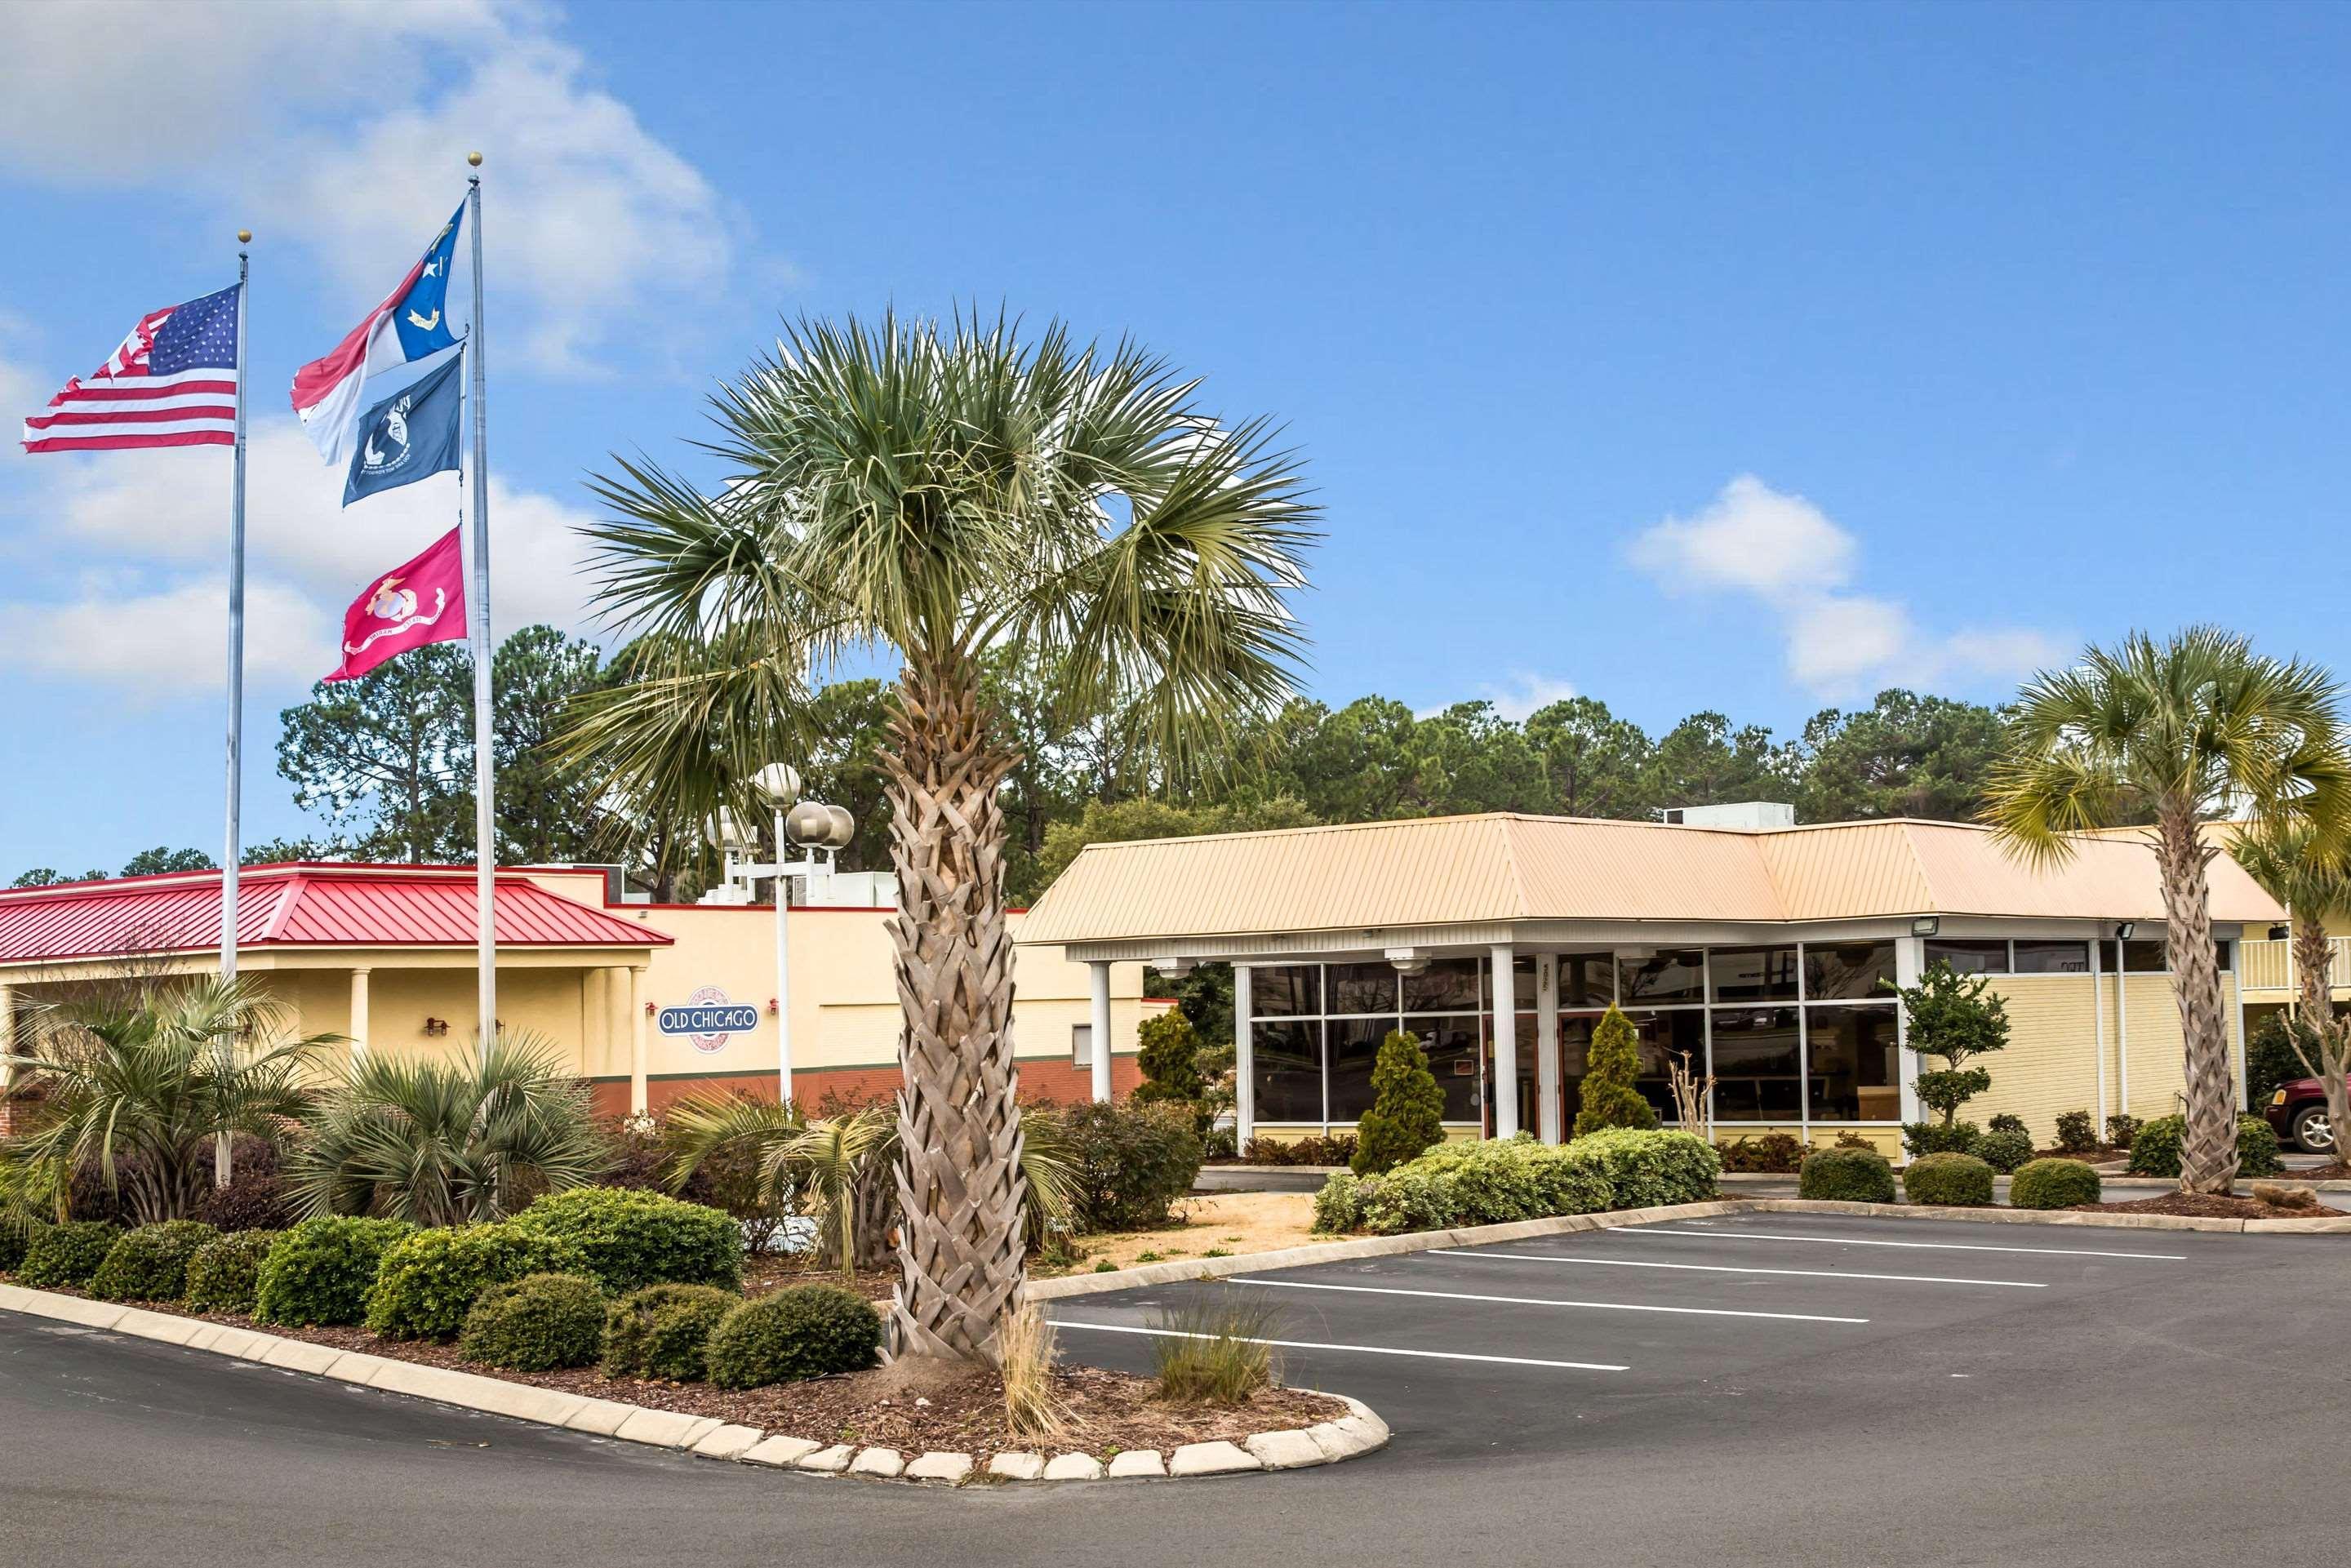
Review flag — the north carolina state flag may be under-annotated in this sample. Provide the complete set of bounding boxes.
[323,527,468,683]
[291,202,464,468]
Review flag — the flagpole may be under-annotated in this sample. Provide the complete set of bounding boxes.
[466,154,495,1066]
[222,230,251,984]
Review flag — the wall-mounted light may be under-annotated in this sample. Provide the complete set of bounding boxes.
[1910,917,1940,937]
[645,1002,656,1017]
[768,997,780,1015]
[1156,958,1197,979]
[422,1017,450,1037]
[2115,922,2137,940]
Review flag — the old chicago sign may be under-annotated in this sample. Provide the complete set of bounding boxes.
[658,985,759,1053]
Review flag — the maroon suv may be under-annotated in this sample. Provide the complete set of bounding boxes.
[2265,1080,2337,1154]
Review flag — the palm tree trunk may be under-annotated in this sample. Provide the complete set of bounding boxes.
[2292,913,2335,1033]
[2155,807,2238,1195]
[880,659,1027,1364]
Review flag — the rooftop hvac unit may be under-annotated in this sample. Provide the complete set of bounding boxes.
[1656,801,1796,830]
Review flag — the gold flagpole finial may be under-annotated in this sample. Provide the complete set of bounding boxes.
[237,229,252,244]
[467,151,483,167]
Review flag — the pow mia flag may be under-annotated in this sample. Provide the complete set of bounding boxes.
[344,344,464,506]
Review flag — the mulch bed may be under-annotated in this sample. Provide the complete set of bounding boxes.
[741,1255,897,1304]
[2036,1147,2127,1163]
[2265,1162,2351,1181]
[2072,1194,2323,1220]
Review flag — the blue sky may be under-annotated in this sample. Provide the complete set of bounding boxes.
[5,0,2349,875]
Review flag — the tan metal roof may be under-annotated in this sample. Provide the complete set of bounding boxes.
[1016,812,2285,946]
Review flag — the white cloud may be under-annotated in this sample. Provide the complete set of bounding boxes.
[0,1,731,372]
[1627,475,2065,700]
[1478,671,1580,722]
[0,574,336,692]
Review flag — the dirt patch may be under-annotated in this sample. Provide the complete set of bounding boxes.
[2073,1193,2318,1220]
[1031,1192,1319,1276]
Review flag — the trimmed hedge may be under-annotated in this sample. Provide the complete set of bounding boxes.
[1052,1100,1206,1232]
[2010,1157,2102,1209]
[19,1220,123,1288]
[184,1230,280,1314]
[510,1188,741,1295]
[90,1219,219,1302]
[1309,1130,1718,1236]
[252,1215,415,1326]
[2125,1114,2284,1179]
[458,1272,606,1371]
[366,1223,593,1341]
[704,1284,882,1389]
[1972,1127,2034,1175]
[602,1282,740,1381]
[1900,1121,1980,1159]
[1798,1148,1895,1203]
[0,1222,28,1275]
[1902,1152,1994,1207]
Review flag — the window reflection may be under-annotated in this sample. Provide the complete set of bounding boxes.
[1249,1019,1322,1122]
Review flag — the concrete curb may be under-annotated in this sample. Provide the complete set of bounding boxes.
[1749,1197,2351,1235]
[0,1284,1384,1486]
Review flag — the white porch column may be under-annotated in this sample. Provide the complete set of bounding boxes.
[0,979,14,1093]
[628,964,651,1117]
[1491,944,1518,1139]
[349,967,371,1059]
[1535,953,1562,1144]
[1895,935,1925,1128]
[1233,964,1255,1147]
[1088,961,1114,1104]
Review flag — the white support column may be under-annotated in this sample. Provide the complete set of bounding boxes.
[349,967,371,1060]
[1233,964,1255,1148]
[2089,933,2109,1128]
[0,979,14,1092]
[1491,944,1518,1139]
[1535,954,1562,1144]
[2230,935,2249,1113]
[1088,961,1114,1104]
[1895,936,1925,1129]
[628,965,651,1117]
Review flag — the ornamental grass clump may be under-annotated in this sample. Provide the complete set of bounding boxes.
[251,1215,414,1326]
[366,1222,592,1341]
[600,1282,740,1382]
[1351,1029,1444,1175]
[2009,1158,2102,1209]
[90,1219,217,1302]
[1902,1152,1995,1207]
[457,1273,607,1372]
[510,1186,741,1295]
[18,1219,122,1288]
[997,1302,1064,1440]
[1151,1290,1281,1405]
[1798,1148,1895,1204]
[704,1285,882,1390]
[182,1230,278,1314]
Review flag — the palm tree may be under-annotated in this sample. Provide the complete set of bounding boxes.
[286,1033,611,1226]
[576,311,1314,1362]
[1982,628,2351,1194]
[0,977,327,1225]
[2228,818,2351,1156]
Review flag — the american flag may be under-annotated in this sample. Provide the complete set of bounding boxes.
[20,283,242,454]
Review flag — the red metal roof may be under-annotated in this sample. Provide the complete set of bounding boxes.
[0,867,671,966]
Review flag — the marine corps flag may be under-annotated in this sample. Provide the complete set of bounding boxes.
[324,526,468,683]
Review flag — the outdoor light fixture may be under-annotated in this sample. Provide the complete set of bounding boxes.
[1384,946,1429,975]
[767,997,779,1015]
[2114,922,2136,940]
[422,1017,449,1037]
[1156,958,1198,978]
[1911,917,1940,937]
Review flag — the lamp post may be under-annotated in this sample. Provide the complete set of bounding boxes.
[745,764,856,1108]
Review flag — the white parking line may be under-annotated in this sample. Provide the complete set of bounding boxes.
[1224,1275,1868,1324]
[1049,1319,1629,1371]
[1426,1249,2046,1289]
[1617,1228,2187,1261]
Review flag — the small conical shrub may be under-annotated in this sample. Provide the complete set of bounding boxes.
[1353,1029,1445,1175]
[1573,1006,1658,1137]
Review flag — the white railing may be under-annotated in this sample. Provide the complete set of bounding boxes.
[2238,937,2351,993]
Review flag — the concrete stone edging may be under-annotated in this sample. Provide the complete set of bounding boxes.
[1749,1197,2351,1234]
[0,1281,1385,1486]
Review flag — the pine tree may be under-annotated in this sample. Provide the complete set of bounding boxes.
[1574,1005,1659,1137]
[1353,1029,1445,1175]
[1131,1009,1204,1104]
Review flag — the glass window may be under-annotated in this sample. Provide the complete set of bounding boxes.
[1402,957,1480,1013]
[1926,939,2009,975]
[1510,956,1538,1011]
[1710,945,1799,1003]
[1416,1015,1484,1122]
[2098,940,2120,974]
[2215,939,2233,973]
[2012,939,2091,975]
[1802,941,1897,1000]
[1623,1010,1705,1124]
[1252,965,1320,1018]
[1557,951,1615,1009]
[1324,1017,1393,1123]
[1327,962,1398,1015]
[2124,939,2168,973]
[1490,1013,1539,1137]
[1710,1006,1802,1121]
[1619,948,1705,1005]
[1070,1024,1092,1067]
[1805,1004,1900,1122]
[1249,1019,1322,1122]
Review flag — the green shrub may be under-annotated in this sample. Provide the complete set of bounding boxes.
[251,1215,415,1326]
[90,1219,218,1301]
[0,1223,29,1275]
[1321,1130,1708,1236]
[1798,1148,1895,1203]
[1716,1132,1808,1173]
[1563,1127,1719,1209]
[2010,1157,2102,1209]
[1900,1120,1980,1159]
[1987,1113,2028,1136]
[1897,961,2010,1126]
[510,1187,740,1295]
[183,1230,279,1314]
[2247,1012,2318,1107]
[1131,1007,1205,1104]
[1052,1100,1204,1232]
[366,1223,593,1341]
[2053,1109,2098,1153]
[1973,1127,2034,1174]
[1902,1152,1994,1206]
[1573,1006,1659,1136]
[1357,1167,1461,1235]
[704,1285,881,1389]
[2125,1114,2283,1179]
[457,1272,607,1371]
[601,1282,740,1381]
[19,1219,123,1287]
[1353,1028,1446,1175]
[1244,1132,1358,1166]
[1309,1171,1367,1233]
[2105,1113,2142,1149]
